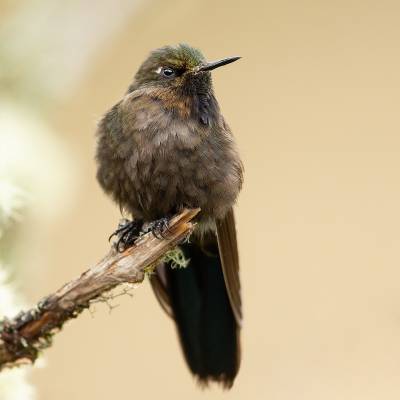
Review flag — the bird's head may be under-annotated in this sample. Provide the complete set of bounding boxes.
[130,44,240,95]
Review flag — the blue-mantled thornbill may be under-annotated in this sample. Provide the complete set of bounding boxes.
[96,44,243,388]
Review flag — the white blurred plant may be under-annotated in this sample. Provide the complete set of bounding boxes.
[0,2,144,398]
[0,179,36,400]
[0,369,36,400]
[0,180,25,239]
[0,86,79,400]
[0,94,78,399]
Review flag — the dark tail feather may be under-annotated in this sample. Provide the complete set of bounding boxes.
[165,241,240,388]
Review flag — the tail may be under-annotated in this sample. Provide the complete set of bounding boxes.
[152,239,240,388]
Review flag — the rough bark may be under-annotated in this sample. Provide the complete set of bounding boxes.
[0,208,199,371]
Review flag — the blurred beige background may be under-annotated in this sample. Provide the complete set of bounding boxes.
[2,0,400,399]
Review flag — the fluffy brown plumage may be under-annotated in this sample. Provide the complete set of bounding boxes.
[95,44,243,387]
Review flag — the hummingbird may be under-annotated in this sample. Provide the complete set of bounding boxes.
[95,44,243,388]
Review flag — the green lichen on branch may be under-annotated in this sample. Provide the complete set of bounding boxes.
[144,245,190,278]
[162,246,190,269]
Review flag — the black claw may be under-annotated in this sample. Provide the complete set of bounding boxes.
[144,217,171,239]
[108,220,129,242]
[109,219,143,252]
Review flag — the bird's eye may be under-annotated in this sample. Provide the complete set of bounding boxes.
[161,67,175,78]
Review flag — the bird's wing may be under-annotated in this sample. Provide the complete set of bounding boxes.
[216,207,242,326]
[151,208,242,326]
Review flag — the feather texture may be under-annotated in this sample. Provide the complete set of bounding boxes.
[151,237,240,388]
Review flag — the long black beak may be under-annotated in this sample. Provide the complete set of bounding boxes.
[196,56,241,72]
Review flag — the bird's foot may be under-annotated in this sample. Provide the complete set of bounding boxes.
[109,218,143,252]
[143,217,171,239]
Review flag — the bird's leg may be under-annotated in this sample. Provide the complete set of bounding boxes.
[143,217,171,239]
[109,218,143,252]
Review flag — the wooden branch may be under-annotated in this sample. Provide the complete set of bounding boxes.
[0,208,200,371]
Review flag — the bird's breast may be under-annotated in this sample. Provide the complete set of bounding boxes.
[114,93,242,220]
